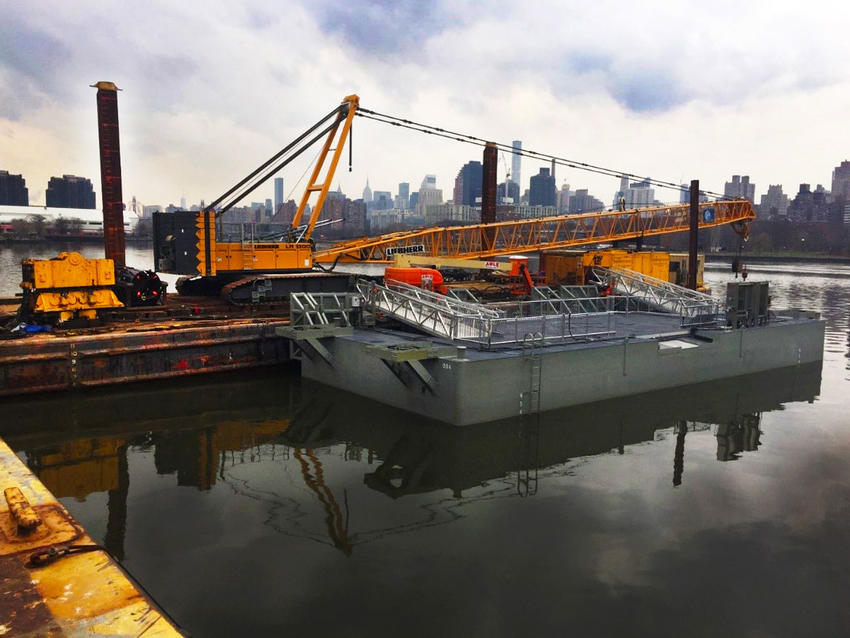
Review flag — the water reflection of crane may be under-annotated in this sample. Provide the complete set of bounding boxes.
[6,363,818,559]
[293,448,351,555]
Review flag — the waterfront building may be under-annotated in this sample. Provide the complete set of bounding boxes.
[369,207,406,234]
[424,203,478,226]
[759,185,789,219]
[788,184,830,222]
[529,168,556,207]
[0,170,28,206]
[454,161,483,206]
[45,175,95,209]
[724,175,756,203]
[511,141,522,197]
[831,160,850,202]
[0,204,136,233]
[511,204,559,219]
[318,194,366,238]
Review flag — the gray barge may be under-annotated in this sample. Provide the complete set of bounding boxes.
[279,268,825,426]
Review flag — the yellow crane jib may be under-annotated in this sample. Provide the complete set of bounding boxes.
[20,252,123,322]
[314,199,756,263]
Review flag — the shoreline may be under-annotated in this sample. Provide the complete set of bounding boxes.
[706,253,850,265]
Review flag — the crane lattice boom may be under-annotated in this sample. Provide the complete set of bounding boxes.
[314,200,755,263]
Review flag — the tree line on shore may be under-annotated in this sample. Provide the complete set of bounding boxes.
[1,215,152,241]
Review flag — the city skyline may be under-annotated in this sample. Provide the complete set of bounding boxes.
[1,2,849,211]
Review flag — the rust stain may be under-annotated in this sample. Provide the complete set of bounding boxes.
[0,439,183,636]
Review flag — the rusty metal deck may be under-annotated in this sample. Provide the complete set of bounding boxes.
[0,316,291,397]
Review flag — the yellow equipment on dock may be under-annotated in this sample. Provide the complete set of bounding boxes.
[20,251,123,321]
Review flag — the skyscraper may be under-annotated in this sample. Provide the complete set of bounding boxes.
[511,141,522,194]
[453,160,483,206]
[396,182,410,209]
[274,177,284,214]
[0,170,28,205]
[529,168,555,206]
[363,178,372,203]
[416,175,442,215]
[831,160,850,202]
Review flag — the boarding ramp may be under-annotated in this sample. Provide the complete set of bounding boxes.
[531,285,606,314]
[358,279,670,348]
[593,267,722,327]
[356,279,502,341]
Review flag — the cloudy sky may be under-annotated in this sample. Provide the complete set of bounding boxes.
[1,0,848,210]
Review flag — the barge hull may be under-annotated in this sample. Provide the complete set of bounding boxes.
[295,316,825,425]
[0,320,289,397]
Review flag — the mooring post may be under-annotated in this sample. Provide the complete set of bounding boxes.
[481,142,497,251]
[92,81,126,268]
[688,179,699,290]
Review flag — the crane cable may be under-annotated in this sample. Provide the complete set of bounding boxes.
[354,107,733,201]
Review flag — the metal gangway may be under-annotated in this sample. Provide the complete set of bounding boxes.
[355,279,503,341]
[593,267,722,326]
[358,279,632,348]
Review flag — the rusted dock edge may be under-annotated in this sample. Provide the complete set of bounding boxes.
[0,319,290,397]
[0,437,182,635]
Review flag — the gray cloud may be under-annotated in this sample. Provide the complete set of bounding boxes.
[308,0,455,56]
[0,18,71,119]
[609,71,686,113]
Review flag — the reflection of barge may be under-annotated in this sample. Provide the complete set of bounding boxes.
[1,362,821,535]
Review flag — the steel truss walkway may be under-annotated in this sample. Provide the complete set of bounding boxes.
[593,267,722,324]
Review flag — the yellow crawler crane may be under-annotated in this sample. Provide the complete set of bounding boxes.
[20,251,123,322]
[153,95,359,302]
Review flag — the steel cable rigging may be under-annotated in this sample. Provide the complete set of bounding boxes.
[355,107,732,202]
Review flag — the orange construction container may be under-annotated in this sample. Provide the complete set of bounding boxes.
[384,267,445,293]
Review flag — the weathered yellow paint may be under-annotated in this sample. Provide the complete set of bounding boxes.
[20,252,124,318]
[31,288,123,314]
[21,252,116,289]
[0,438,183,636]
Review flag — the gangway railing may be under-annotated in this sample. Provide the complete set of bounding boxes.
[593,267,722,326]
[356,279,501,341]
[358,279,631,348]
[290,291,357,327]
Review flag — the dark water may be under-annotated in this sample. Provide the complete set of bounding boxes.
[1,259,849,637]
